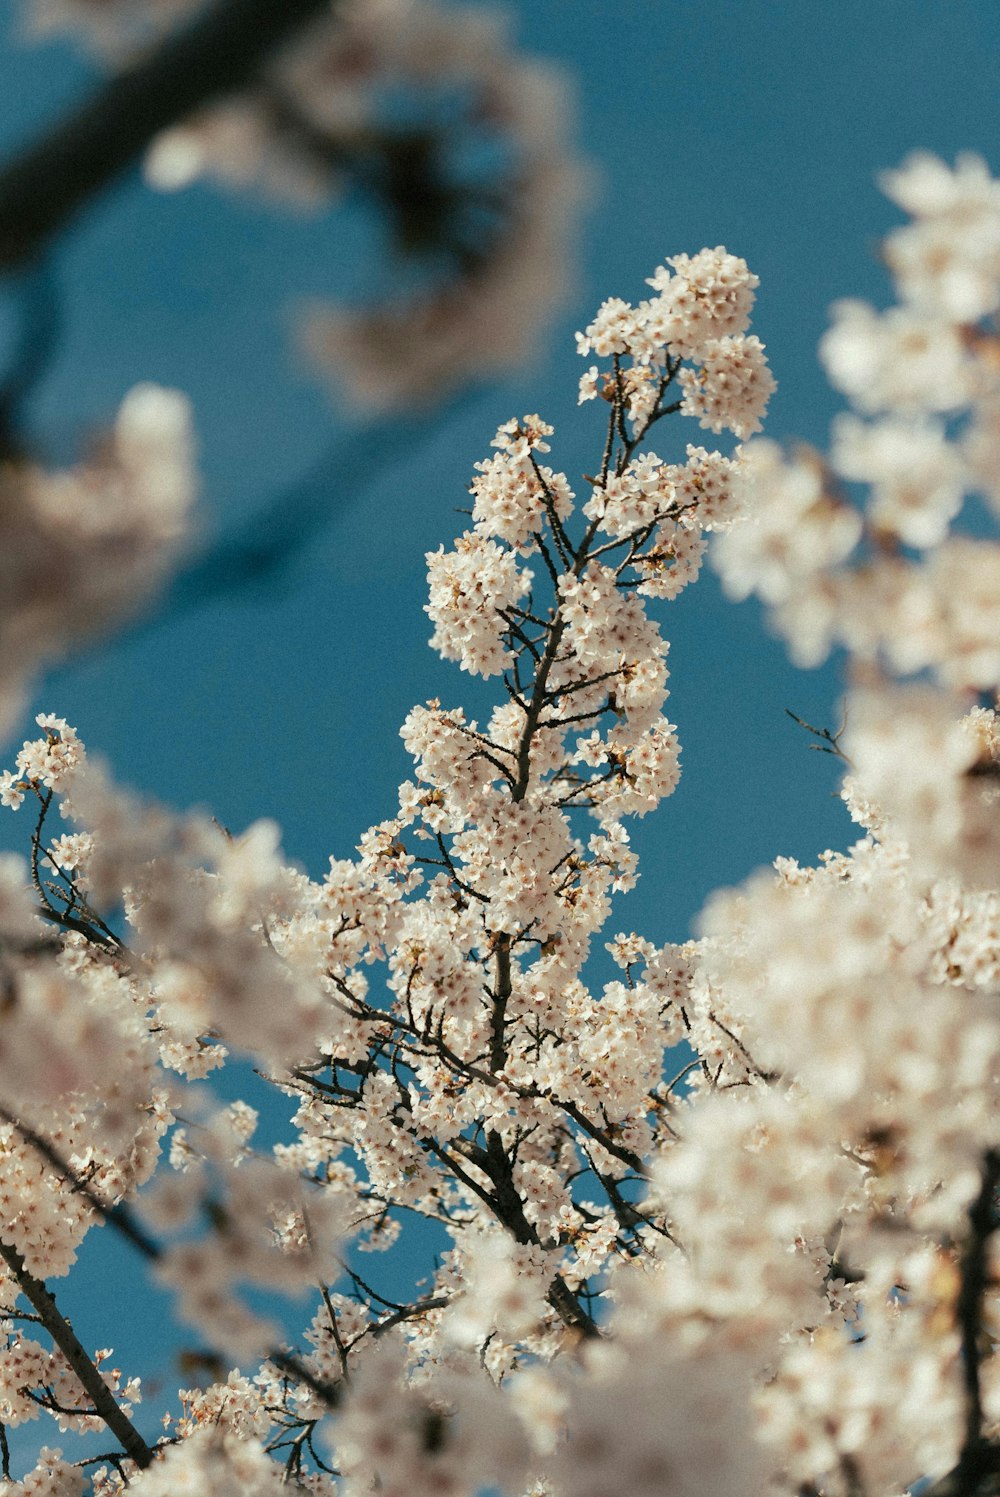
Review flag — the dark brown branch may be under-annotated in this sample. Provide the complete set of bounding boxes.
[547,1274,601,1339]
[529,455,573,570]
[958,1150,1000,1468]
[0,1237,154,1469]
[922,1150,1000,1497]
[490,937,512,1074]
[558,1099,647,1175]
[479,1130,601,1339]
[0,0,330,271]
[371,1295,450,1339]
[269,1350,343,1409]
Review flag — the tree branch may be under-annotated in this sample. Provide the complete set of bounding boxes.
[0,0,330,271]
[0,1237,154,1469]
[921,1149,1000,1497]
[957,1150,1000,1472]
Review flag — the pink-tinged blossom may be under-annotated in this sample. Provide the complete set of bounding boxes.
[844,686,1000,889]
[633,522,706,600]
[333,1335,528,1497]
[471,418,575,554]
[543,1336,770,1497]
[445,1234,549,1346]
[0,1446,86,1497]
[583,452,671,536]
[127,1427,292,1497]
[831,412,967,549]
[576,296,642,359]
[663,444,743,531]
[711,440,861,616]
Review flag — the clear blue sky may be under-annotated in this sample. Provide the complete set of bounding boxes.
[1,0,998,1442]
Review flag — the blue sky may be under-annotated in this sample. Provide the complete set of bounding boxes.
[1,0,999,1447]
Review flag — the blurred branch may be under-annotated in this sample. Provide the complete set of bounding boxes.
[0,0,330,271]
[146,389,480,622]
[922,1149,1000,1497]
[0,258,62,455]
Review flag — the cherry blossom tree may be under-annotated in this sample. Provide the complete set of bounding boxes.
[1,93,1000,1497]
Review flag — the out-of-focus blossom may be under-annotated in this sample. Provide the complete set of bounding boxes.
[0,385,195,739]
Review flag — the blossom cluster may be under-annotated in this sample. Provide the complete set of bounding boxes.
[0,386,195,740]
[713,152,1000,681]
[643,153,1000,1497]
[577,244,775,438]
